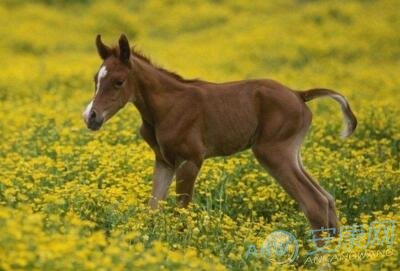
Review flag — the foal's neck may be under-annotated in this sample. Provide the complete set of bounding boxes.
[129,57,189,125]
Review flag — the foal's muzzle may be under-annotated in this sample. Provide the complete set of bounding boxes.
[86,110,104,131]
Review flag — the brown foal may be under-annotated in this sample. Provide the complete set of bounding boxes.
[83,34,357,236]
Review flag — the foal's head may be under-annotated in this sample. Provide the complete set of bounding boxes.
[83,34,134,131]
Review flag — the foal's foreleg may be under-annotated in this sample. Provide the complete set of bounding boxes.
[148,160,175,209]
[175,160,202,207]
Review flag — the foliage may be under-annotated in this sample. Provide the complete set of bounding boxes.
[0,0,399,270]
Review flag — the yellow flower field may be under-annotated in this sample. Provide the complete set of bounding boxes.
[0,0,399,270]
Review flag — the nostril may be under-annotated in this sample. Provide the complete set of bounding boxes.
[89,110,97,121]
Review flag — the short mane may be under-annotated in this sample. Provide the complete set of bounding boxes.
[111,45,201,83]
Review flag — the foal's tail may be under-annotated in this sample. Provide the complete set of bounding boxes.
[296,88,357,138]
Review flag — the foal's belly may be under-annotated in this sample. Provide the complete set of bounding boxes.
[205,127,257,157]
[203,99,258,157]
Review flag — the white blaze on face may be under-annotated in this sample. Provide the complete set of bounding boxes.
[96,66,108,94]
[83,66,108,123]
[82,101,93,123]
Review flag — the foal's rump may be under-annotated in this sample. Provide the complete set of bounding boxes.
[198,80,357,157]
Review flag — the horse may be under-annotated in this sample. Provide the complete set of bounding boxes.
[83,34,357,238]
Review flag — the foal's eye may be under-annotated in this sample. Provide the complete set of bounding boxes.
[114,80,124,88]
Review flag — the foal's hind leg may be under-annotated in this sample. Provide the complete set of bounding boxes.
[252,142,330,243]
[297,153,339,233]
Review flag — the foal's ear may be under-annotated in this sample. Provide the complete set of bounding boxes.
[119,33,131,64]
[96,34,111,60]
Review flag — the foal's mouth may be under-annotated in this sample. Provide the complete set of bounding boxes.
[87,120,103,131]
[83,107,106,131]
[87,122,103,131]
